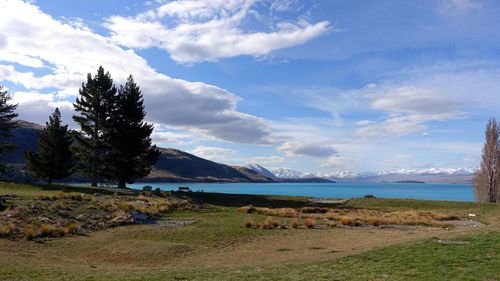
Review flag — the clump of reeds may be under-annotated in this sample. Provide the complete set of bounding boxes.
[67,222,80,234]
[369,217,381,226]
[340,217,353,226]
[304,219,315,228]
[259,217,281,229]
[290,219,298,228]
[39,224,56,236]
[0,222,15,236]
[24,228,37,240]
[243,218,253,228]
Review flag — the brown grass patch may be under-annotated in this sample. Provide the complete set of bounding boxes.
[237,205,459,228]
[243,218,253,228]
[304,219,315,228]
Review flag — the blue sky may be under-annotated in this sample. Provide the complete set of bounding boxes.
[1,0,499,175]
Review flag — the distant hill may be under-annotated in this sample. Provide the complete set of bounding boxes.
[145,148,274,183]
[3,121,43,164]
[1,122,274,183]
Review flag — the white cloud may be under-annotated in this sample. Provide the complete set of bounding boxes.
[320,156,357,170]
[9,91,74,126]
[277,141,337,158]
[438,0,483,15]
[353,87,466,138]
[250,156,285,164]
[104,0,330,63]
[188,146,237,162]
[0,0,273,144]
[271,0,297,12]
[151,130,197,146]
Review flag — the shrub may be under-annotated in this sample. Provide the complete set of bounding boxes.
[290,220,298,228]
[261,217,281,229]
[243,218,253,228]
[0,222,15,236]
[24,228,37,240]
[340,217,353,226]
[56,226,69,237]
[67,222,80,234]
[369,217,381,226]
[40,224,56,236]
[364,194,375,198]
[304,219,315,228]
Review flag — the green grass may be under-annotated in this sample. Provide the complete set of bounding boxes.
[0,231,498,280]
[1,182,500,280]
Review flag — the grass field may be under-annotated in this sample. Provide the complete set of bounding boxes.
[0,182,499,280]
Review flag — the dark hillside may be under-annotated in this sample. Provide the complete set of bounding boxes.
[146,148,274,182]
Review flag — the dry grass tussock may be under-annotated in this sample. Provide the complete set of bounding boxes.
[99,197,189,218]
[238,205,458,227]
[23,222,81,240]
[38,192,93,201]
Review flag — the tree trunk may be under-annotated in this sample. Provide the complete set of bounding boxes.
[91,156,97,187]
[118,178,126,189]
[48,178,52,185]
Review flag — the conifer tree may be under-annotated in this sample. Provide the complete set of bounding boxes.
[73,66,117,186]
[104,75,160,188]
[25,108,75,184]
[0,86,18,172]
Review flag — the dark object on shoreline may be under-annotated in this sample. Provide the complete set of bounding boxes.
[179,186,190,191]
[395,180,425,183]
[364,195,375,198]
[142,185,152,191]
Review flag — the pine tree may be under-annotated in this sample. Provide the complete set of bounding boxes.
[25,108,75,184]
[0,86,18,172]
[73,66,117,186]
[104,75,160,188]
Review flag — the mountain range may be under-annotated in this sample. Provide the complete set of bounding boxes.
[2,121,474,184]
[245,165,474,184]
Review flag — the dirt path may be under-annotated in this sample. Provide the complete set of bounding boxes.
[173,224,490,268]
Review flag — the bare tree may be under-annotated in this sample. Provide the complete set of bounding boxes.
[474,118,500,202]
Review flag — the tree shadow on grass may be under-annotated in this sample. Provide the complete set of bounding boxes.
[175,191,351,209]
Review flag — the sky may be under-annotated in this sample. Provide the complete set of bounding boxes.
[1,0,499,175]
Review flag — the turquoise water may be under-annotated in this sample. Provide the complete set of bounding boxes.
[125,182,474,202]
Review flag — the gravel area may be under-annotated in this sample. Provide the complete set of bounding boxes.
[308,198,349,204]
[444,220,484,228]
[140,220,197,227]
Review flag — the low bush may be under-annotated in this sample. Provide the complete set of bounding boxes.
[304,219,315,228]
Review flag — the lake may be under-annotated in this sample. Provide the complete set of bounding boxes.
[126,182,475,202]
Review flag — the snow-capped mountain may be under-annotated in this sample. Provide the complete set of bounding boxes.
[246,164,276,179]
[271,168,303,179]
[247,163,475,184]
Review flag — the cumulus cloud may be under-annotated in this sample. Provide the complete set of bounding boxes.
[188,146,237,162]
[0,0,272,144]
[277,141,337,158]
[104,0,330,63]
[353,87,466,138]
[320,156,357,170]
[249,156,285,164]
[151,130,197,146]
[9,91,74,126]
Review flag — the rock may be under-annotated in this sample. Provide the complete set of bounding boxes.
[93,193,100,197]
[437,239,470,245]
[142,185,152,191]
[109,212,134,225]
[468,213,478,217]
[132,210,148,221]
